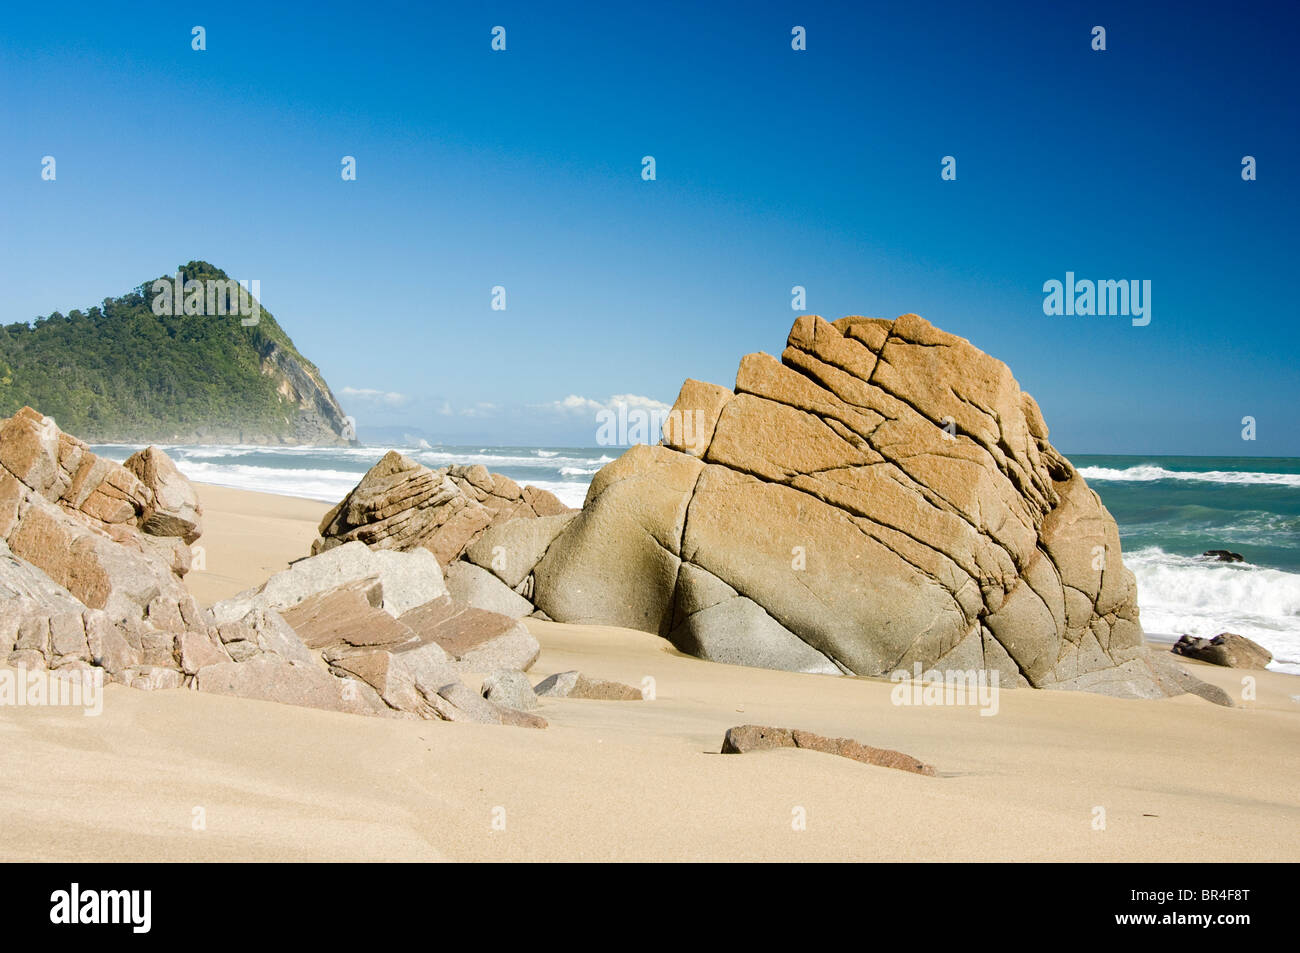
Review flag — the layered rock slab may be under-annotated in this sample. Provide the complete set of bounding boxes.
[0,410,546,722]
[0,407,204,630]
[312,451,572,568]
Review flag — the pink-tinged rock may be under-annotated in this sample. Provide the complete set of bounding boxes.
[278,578,412,651]
[329,638,458,714]
[176,630,231,675]
[122,666,185,691]
[399,596,540,673]
[194,657,388,716]
[84,612,142,677]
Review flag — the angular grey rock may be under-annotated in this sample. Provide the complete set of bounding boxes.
[533,670,580,698]
[7,649,45,669]
[480,669,540,710]
[0,410,204,630]
[0,539,87,619]
[248,609,321,668]
[429,679,546,728]
[445,560,533,619]
[122,665,185,691]
[1145,651,1235,706]
[1,541,162,679]
[176,630,231,675]
[210,541,447,625]
[84,611,143,676]
[533,670,643,700]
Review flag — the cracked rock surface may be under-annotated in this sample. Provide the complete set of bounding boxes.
[529,313,1181,698]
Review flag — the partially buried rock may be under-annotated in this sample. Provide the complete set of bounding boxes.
[721,725,936,776]
[533,670,643,700]
[480,669,540,710]
[194,657,388,716]
[429,680,546,728]
[1172,633,1273,670]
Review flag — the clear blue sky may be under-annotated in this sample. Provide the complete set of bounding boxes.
[2,0,1297,453]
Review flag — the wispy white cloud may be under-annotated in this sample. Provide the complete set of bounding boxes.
[341,386,409,406]
[545,393,671,415]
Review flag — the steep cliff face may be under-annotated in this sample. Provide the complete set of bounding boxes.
[258,338,355,446]
[0,261,357,446]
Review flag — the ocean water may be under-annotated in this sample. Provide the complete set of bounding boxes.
[1073,455,1300,673]
[92,445,1300,675]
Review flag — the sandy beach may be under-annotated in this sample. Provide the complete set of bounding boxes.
[0,482,1296,862]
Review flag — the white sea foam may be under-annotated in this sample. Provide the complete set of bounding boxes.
[1079,465,1300,487]
[523,480,589,509]
[1127,547,1300,674]
[161,461,368,503]
[411,449,605,471]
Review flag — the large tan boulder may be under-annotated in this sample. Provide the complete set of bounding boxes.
[528,314,1199,699]
[463,511,578,589]
[662,379,733,457]
[532,445,702,634]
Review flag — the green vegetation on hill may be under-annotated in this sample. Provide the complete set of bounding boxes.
[0,261,348,444]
